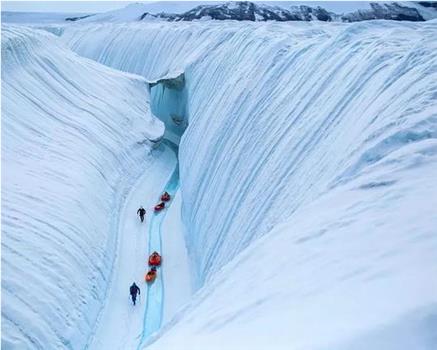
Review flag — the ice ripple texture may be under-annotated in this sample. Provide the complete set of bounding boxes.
[1,26,163,349]
[62,20,437,349]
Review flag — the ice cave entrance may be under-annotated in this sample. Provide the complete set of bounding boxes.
[148,73,188,145]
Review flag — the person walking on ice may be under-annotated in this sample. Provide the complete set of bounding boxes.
[129,282,141,305]
[137,206,146,222]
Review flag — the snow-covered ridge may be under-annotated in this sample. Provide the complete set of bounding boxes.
[141,1,330,22]
[72,1,437,23]
[142,1,436,22]
[1,25,163,349]
[61,19,437,348]
[342,2,435,22]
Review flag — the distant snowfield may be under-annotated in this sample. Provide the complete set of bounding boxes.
[2,14,437,350]
[1,11,90,24]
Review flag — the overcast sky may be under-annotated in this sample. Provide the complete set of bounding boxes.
[1,1,142,13]
[1,1,371,14]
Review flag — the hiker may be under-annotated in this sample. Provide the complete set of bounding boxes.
[137,206,146,222]
[130,282,141,305]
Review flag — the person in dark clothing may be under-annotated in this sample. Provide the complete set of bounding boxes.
[130,282,141,305]
[137,206,146,222]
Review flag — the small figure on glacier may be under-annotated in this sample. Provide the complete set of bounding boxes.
[137,206,146,222]
[129,282,141,305]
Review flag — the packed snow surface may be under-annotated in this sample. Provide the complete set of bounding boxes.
[62,19,437,349]
[1,25,164,349]
[87,144,180,350]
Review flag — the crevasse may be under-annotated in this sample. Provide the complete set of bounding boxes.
[61,20,437,286]
[3,18,437,349]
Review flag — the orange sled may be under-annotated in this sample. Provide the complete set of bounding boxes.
[148,253,162,267]
[145,270,157,283]
[154,202,165,212]
[161,192,171,202]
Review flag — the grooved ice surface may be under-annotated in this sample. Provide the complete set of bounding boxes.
[1,26,163,349]
[62,20,437,349]
[3,16,437,349]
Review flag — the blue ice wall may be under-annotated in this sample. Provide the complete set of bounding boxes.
[149,74,188,144]
[62,21,437,290]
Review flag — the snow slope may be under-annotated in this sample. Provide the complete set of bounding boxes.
[67,2,436,23]
[61,19,437,349]
[1,25,164,349]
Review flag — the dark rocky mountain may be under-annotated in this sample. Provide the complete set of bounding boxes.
[140,2,335,22]
[417,1,437,8]
[138,1,436,23]
[342,3,426,22]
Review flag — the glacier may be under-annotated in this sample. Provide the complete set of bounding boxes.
[2,11,437,350]
[61,19,437,349]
